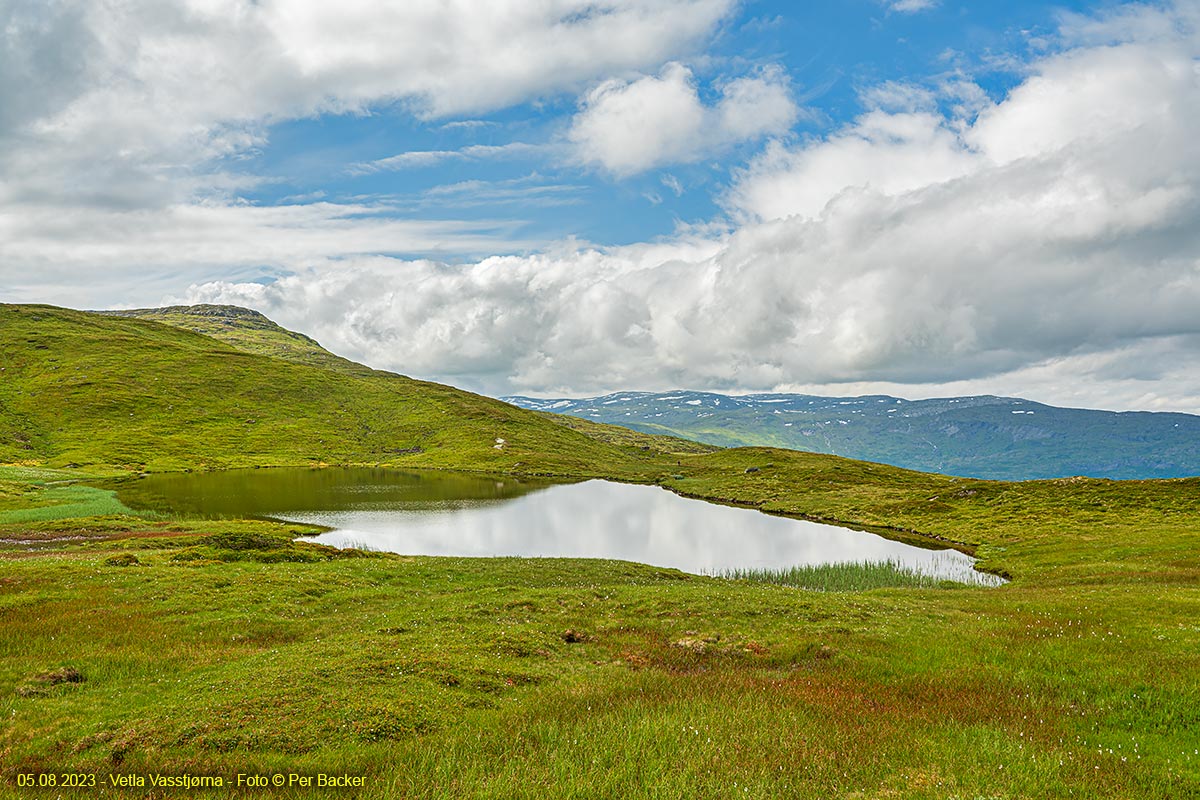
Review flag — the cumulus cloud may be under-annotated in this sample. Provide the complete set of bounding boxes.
[178,5,1200,413]
[0,0,736,209]
[0,0,738,309]
[724,111,978,222]
[569,63,799,175]
[7,1,1200,414]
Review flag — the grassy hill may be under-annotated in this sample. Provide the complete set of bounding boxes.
[0,304,699,474]
[1,303,1198,798]
[97,304,373,375]
[506,391,1200,480]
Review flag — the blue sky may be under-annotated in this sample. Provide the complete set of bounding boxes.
[236,0,1100,252]
[3,0,1200,412]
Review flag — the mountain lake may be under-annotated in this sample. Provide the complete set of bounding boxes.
[116,467,1003,585]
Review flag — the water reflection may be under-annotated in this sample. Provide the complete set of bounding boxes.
[116,467,546,517]
[119,469,1000,584]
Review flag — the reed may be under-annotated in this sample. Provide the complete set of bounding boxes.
[716,559,969,591]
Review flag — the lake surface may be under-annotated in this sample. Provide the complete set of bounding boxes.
[119,468,1001,584]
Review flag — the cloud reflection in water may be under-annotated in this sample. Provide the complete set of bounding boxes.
[286,480,997,583]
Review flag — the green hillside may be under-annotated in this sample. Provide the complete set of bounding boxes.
[0,304,693,474]
[98,304,373,375]
[1,303,1198,799]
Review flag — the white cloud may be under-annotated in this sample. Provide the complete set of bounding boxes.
[886,0,938,13]
[569,63,799,175]
[0,0,739,310]
[351,143,540,174]
[420,175,586,209]
[1056,1,1200,48]
[7,1,1200,414]
[858,81,938,112]
[0,202,539,308]
[725,110,979,222]
[176,6,1200,413]
[0,0,737,209]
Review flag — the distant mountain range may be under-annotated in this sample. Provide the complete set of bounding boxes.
[504,391,1200,481]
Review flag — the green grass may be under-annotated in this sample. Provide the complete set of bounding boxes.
[0,485,132,524]
[716,560,978,591]
[0,465,139,524]
[97,304,374,376]
[0,303,1198,798]
[2,455,1196,799]
[0,303,691,474]
[1,541,1196,798]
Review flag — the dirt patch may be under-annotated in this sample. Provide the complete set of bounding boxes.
[17,666,85,697]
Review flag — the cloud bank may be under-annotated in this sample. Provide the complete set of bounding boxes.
[5,1,1200,413]
[180,4,1200,412]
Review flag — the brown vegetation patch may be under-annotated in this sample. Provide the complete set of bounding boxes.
[17,666,85,697]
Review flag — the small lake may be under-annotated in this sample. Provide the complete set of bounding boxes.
[118,468,1001,585]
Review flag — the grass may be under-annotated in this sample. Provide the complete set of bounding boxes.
[0,485,133,524]
[0,303,691,474]
[0,465,139,525]
[715,559,982,591]
[2,459,1196,799]
[1,540,1196,798]
[0,303,1198,798]
[96,304,374,376]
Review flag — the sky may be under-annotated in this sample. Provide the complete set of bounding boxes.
[3,0,1200,413]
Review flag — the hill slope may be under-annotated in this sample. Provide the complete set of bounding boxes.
[98,304,372,375]
[0,304,691,473]
[504,391,1200,481]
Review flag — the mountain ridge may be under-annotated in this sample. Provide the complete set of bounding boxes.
[504,390,1200,481]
